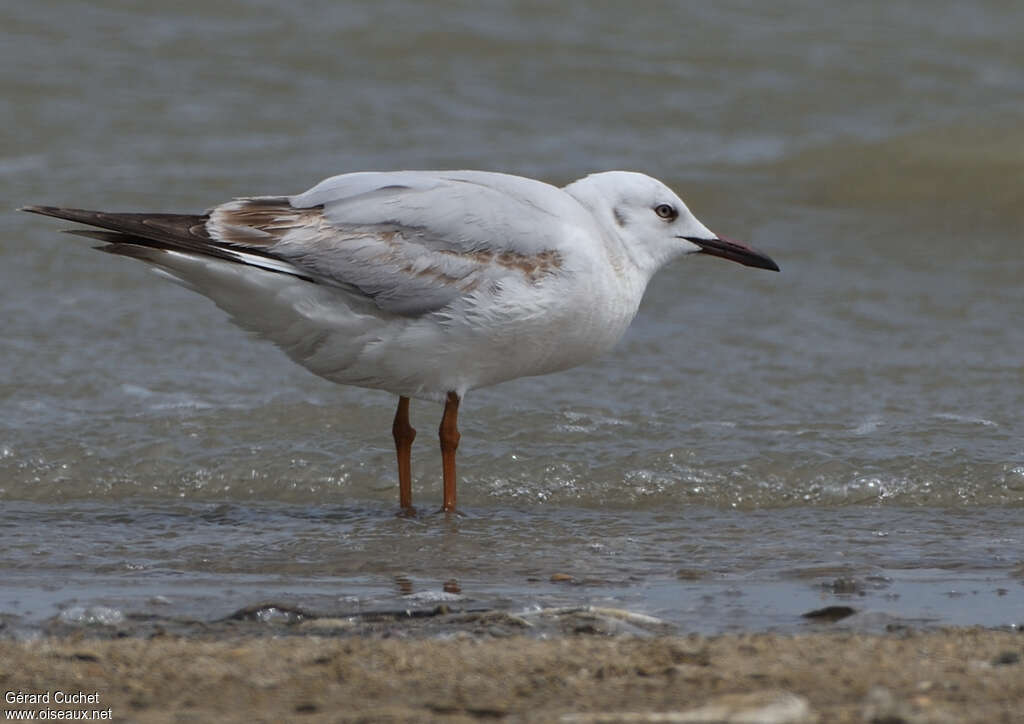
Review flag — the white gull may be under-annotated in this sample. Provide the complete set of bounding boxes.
[22,170,779,512]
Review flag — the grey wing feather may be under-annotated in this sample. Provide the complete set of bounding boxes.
[23,171,580,318]
[208,171,577,316]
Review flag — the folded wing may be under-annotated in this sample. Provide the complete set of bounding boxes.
[27,171,579,318]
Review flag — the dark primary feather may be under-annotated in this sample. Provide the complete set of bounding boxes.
[19,205,312,276]
[21,206,211,245]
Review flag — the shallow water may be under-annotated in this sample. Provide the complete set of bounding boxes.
[2,1,1023,637]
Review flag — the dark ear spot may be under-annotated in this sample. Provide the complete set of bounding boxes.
[613,207,627,227]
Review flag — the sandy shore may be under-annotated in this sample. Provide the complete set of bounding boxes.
[2,626,1022,723]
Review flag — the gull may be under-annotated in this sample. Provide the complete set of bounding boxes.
[22,170,779,512]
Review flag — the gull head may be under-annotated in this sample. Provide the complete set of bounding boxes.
[563,171,779,277]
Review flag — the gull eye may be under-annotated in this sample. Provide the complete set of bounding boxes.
[654,203,677,221]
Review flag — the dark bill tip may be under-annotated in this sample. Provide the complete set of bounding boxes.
[682,235,780,272]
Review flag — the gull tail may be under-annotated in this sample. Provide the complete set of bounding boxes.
[19,204,364,373]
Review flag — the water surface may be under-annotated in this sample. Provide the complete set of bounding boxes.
[2,1,1022,637]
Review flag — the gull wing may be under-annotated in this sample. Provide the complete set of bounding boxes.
[203,170,585,316]
[24,172,586,318]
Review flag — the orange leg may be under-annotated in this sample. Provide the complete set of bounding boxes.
[392,396,416,511]
[439,391,461,512]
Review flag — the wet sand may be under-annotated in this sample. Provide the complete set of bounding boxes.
[2,625,1022,723]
